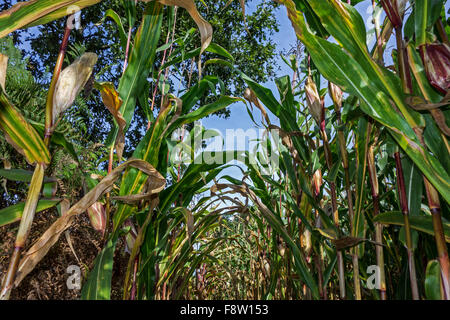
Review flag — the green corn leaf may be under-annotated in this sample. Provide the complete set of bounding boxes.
[102,9,129,53]
[374,211,450,242]
[0,92,50,165]
[400,156,423,217]
[107,2,163,147]
[0,168,36,182]
[0,168,56,183]
[415,0,430,47]
[81,232,119,300]
[0,199,60,227]
[425,260,443,300]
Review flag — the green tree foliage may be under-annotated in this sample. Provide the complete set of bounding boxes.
[13,0,279,153]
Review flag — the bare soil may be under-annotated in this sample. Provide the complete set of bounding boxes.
[0,208,129,300]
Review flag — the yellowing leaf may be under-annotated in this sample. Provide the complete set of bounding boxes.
[0,92,51,165]
[95,82,126,160]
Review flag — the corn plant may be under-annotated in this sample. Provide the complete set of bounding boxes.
[0,0,449,301]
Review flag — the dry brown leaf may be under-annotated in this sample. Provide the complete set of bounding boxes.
[60,199,81,264]
[244,88,270,125]
[406,95,450,110]
[156,0,212,54]
[14,159,166,286]
[331,236,385,251]
[430,108,450,137]
[268,124,301,163]
[111,175,165,204]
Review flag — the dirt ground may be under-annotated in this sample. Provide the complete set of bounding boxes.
[0,208,129,300]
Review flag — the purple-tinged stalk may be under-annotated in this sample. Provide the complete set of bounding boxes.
[329,81,361,300]
[414,130,450,299]
[380,0,402,29]
[147,6,178,130]
[122,0,138,74]
[372,0,384,63]
[0,16,73,300]
[123,198,159,299]
[44,22,72,146]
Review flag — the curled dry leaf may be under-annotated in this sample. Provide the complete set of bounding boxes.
[60,199,81,264]
[331,236,385,251]
[268,124,301,163]
[406,94,450,137]
[14,159,166,287]
[244,87,270,125]
[53,52,98,124]
[405,95,450,111]
[95,82,126,160]
[156,0,212,53]
[111,164,166,204]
